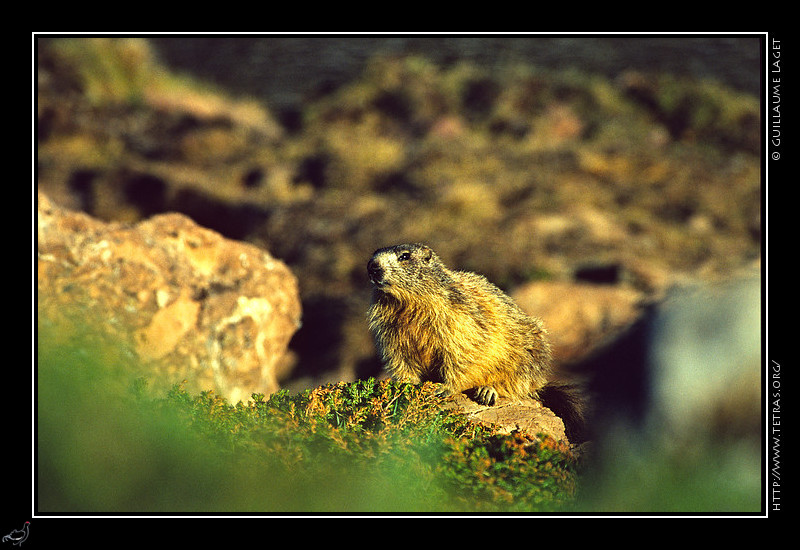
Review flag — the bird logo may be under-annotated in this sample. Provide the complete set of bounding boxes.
[2,522,29,546]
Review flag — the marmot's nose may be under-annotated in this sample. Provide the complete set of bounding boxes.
[367,258,384,284]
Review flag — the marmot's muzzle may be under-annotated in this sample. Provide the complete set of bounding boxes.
[367,258,385,286]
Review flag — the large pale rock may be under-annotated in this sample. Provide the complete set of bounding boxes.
[37,191,301,403]
[512,281,645,365]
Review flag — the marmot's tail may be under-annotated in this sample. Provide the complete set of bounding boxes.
[539,380,589,444]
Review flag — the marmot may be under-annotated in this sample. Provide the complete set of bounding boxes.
[367,243,586,442]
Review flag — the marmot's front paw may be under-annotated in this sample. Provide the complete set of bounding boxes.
[436,386,452,399]
[474,386,498,406]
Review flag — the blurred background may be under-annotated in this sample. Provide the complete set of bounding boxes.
[35,34,764,513]
[146,36,762,125]
[37,34,761,387]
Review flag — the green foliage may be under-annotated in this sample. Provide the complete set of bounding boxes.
[37,318,759,514]
[152,378,579,512]
[441,433,578,512]
[37,323,578,513]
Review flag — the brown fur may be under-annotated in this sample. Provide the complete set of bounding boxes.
[366,243,555,397]
[366,243,586,442]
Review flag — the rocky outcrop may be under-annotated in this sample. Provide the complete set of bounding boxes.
[37,191,301,403]
[512,280,647,365]
[444,393,567,443]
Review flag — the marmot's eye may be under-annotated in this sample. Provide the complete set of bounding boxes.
[398,251,411,261]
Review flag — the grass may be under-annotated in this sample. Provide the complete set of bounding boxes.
[35,313,763,515]
[36,319,578,514]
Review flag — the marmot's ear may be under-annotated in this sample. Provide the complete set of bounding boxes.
[420,245,433,262]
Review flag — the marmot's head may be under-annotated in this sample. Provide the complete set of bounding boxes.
[368,243,447,299]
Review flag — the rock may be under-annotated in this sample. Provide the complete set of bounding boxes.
[645,274,761,442]
[564,270,762,443]
[512,280,645,365]
[37,191,301,403]
[576,273,762,510]
[443,393,567,443]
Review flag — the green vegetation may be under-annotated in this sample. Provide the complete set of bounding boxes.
[37,316,760,514]
[37,320,578,513]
